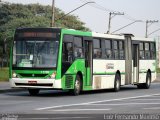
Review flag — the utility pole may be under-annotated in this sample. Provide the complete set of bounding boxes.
[107,12,124,34]
[145,20,158,38]
[51,0,55,27]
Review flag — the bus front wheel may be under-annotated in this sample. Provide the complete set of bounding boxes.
[71,75,81,96]
[28,89,40,96]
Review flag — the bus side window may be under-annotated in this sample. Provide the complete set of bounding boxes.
[150,42,156,59]
[119,41,125,59]
[139,42,145,59]
[93,38,102,59]
[113,41,119,59]
[105,39,112,59]
[62,42,73,62]
[62,35,74,63]
[74,37,84,58]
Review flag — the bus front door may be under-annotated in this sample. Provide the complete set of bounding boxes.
[84,38,93,86]
[132,43,139,83]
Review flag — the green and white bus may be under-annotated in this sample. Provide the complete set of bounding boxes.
[9,28,156,95]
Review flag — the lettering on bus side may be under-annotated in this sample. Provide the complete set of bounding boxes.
[106,63,114,69]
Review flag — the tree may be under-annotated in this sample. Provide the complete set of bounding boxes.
[0,2,90,67]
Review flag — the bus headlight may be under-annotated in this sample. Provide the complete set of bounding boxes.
[12,72,17,78]
[50,72,56,79]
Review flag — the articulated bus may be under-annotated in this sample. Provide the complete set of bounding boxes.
[10,28,156,95]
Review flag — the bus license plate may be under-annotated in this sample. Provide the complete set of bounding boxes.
[28,81,37,84]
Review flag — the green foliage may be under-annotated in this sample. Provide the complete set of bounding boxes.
[0,2,90,67]
[156,68,160,73]
[0,67,9,81]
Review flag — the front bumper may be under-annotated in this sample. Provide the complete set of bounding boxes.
[10,78,62,89]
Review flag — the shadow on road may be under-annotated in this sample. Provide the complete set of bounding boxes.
[3,85,142,97]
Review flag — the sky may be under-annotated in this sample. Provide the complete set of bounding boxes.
[2,0,160,38]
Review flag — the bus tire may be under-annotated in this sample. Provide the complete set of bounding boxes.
[71,75,81,96]
[143,72,151,89]
[137,72,151,89]
[113,74,120,92]
[137,84,143,89]
[28,89,40,96]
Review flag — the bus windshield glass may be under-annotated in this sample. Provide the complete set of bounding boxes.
[13,39,59,68]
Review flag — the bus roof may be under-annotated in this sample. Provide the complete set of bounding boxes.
[92,32,155,42]
[92,32,125,40]
[61,28,92,36]
[132,36,154,42]
[15,27,92,37]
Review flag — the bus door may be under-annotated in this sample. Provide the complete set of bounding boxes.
[132,41,140,83]
[84,37,93,86]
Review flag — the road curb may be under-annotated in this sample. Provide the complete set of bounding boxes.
[153,80,160,83]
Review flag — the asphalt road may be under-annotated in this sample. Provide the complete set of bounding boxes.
[0,83,160,119]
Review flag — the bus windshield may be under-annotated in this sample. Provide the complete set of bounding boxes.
[13,39,59,68]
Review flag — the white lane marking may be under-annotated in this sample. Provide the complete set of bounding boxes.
[148,96,160,97]
[36,103,88,110]
[51,109,110,112]
[35,93,160,110]
[143,107,160,110]
[131,99,160,101]
[91,103,160,106]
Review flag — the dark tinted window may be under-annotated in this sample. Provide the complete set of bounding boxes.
[93,39,100,48]
[114,41,118,50]
[93,38,102,59]
[105,40,111,49]
[74,37,84,58]
[139,42,156,60]
[74,37,82,47]
[139,43,144,50]
[145,43,149,50]
[119,41,124,50]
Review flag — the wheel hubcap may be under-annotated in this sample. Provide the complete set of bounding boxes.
[147,77,151,86]
[116,80,120,90]
[75,80,80,93]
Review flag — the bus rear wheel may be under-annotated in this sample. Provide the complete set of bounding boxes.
[71,75,81,96]
[113,74,120,92]
[137,72,151,89]
[28,89,40,96]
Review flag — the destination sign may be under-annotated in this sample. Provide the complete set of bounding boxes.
[17,32,57,38]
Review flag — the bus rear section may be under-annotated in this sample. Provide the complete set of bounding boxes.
[10,28,62,95]
[91,33,156,91]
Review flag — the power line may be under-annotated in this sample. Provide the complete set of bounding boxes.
[80,0,115,13]
[145,20,158,38]
[111,20,142,34]
[55,1,95,22]
[80,0,140,22]
[80,0,160,37]
[148,28,160,37]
